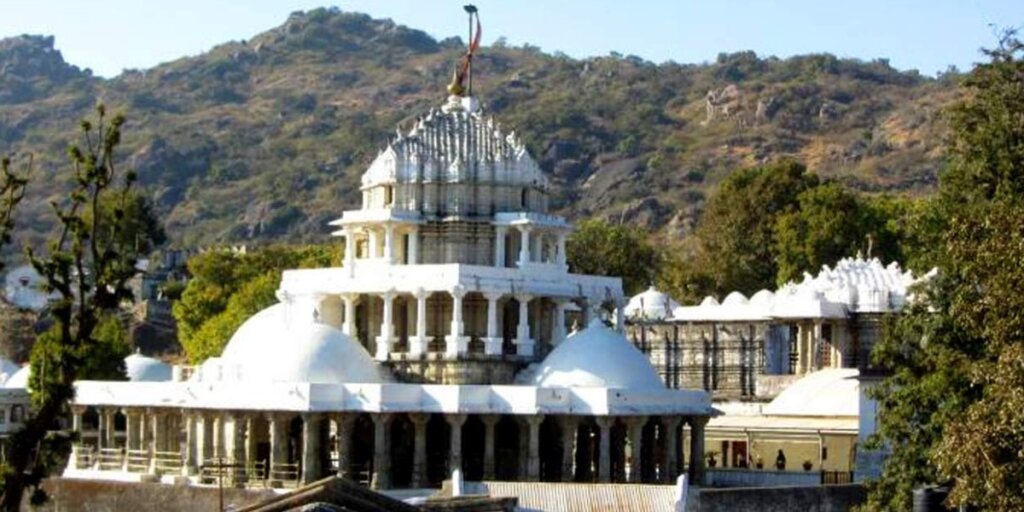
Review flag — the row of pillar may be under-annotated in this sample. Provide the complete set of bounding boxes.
[340,224,568,270]
[71,409,709,489]
[337,290,574,361]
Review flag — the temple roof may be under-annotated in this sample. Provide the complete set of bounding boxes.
[360,96,547,191]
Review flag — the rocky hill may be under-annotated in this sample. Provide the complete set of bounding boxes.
[0,8,955,250]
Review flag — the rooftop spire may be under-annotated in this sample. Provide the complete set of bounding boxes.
[446,5,482,98]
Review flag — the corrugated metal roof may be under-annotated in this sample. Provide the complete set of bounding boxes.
[466,481,679,512]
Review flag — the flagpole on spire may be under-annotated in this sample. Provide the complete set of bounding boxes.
[464,5,478,97]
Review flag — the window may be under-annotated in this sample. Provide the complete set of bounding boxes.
[11,405,24,423]
[520,188,528,208]
[0,408,6,424]
[384,186,394,207]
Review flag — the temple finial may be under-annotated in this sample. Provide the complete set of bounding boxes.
[447,5,481,98]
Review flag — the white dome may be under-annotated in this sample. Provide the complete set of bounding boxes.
[124,352,172,382]
[531,320,664,390]
[4,365,30,389]
[699,296,719,307]
[763,368,859,417]
[624,286,681,321]
[0,357,18,385]
[220,303,384,384]
[722,291,749,306]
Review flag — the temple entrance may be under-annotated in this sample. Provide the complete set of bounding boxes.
[575,419,597,482]
[610,421,627,482]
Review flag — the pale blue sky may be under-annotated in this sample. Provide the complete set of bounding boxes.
[1,1,1021,78]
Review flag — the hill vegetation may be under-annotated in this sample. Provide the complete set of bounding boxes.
[0,8,954,251]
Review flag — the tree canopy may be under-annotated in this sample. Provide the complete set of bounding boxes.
[864,32,1024,511]
[565,218,660,296]
[173,244,337,362]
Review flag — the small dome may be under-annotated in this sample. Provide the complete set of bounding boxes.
[624,286,681,321]
[722,291,749,306]
[124,352,172,382]
[699,296,719,307]
[4,365,30,389]
[749,289,775,306]
[531,320,664,390]
[220,303,384,384]
[763,369,859,417]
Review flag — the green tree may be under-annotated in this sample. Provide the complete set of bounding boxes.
[566,218,659,295]
[173,244,336,362]
[0,106,162,509]
[864,33,1024,511]
[686,159,819,296]
[186,272,278,362]
[772,184,912,284]
[0,156,28,272]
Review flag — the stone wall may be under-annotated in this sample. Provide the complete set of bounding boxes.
[694,484,866,512]
[31,478,276,512]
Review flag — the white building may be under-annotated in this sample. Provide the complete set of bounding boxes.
[63,93,715,490]
[624,256,932,481]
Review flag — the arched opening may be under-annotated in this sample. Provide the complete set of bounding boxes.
[494,416,520,480]
[502,299,520,355]
[389,414,414,488]
[426,415,450,486]
[539,417,561,482]
[462,416,485,481]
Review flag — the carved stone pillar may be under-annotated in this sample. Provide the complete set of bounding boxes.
[183,412,197,476]
[383,224,395,264]
[69,406,84,469]
[410,413,429,488]
[267,413,287,484]
[525,415,544,481]
[301,413,322,484]
[408,226,420,264]
[515,294,534,356]
[147,409,162,475]
[596,417,613,483]
[409,288,430,356]
[494,226,507,267]
[559,416,578,482]
[446,286,469,357]
[481,415,499,481]
[625,416,646,483]
[688,416,708,486]
[343,228,355,272]
[556,232,568,267]
[517,226,532,267]
[376,290,396,360]
[446,414,467,475]
[335,413,355,479]
[342,293,360,338]
[662,416,682,483]
[370,413,392,490]
[552,298,568,346]
[484,292,504,355]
